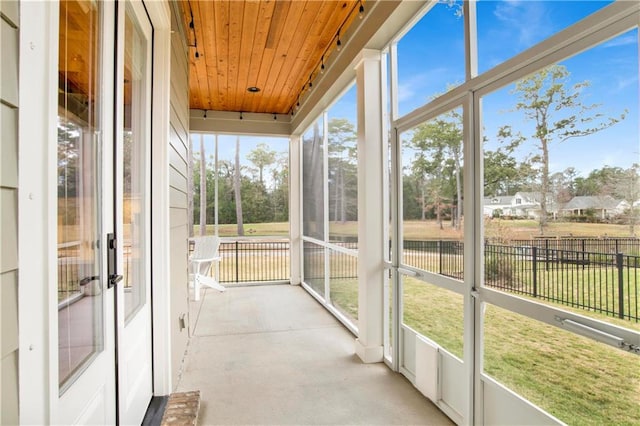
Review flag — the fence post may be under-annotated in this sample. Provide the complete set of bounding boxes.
[439,240,443,275]
[532,246,538,298]
[616,252,624,319]
[545,239,549,271]
[235,241,239,283]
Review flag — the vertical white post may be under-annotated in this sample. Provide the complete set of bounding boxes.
[147,1,173,397]
[463,2,479,424]
[214,135,219,236]
[355,49,385,363]
[289,135,302,285]
[18,1,58,422]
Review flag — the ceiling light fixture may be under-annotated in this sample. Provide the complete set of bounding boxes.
[247,86,260,93]
[240,112,243,120]
[203,109,207,119]
[273,113,277,121]
[320,56,325,74]
[336,33,342,51]
[359,1,364,19]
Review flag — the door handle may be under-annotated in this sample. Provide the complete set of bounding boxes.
[106,232,122,289]
[79,276,100,286]
[109,274,123,288]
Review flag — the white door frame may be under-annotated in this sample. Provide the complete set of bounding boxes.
[144,0,173,398]
[17,0,173,423]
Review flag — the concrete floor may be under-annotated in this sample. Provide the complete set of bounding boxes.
[176,284,453,425]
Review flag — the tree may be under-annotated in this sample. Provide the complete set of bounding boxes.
[328,118,358,223]
[411,109,463,229]
[234,136,244,236]
[270,154,289,222]
[199,134,207,236]
[615,164,640,235]
[302,121,325,238]
[498,64,626,234]
[246,143,276,186]
[483,148,523,196]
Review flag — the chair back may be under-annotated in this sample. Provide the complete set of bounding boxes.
[190,236,220,260]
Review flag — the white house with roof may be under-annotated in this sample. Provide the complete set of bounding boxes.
[560,195,629,219]
[511,192,559,219]
[483,196,514,217]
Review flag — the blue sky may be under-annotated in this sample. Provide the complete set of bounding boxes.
[395,0,638,177]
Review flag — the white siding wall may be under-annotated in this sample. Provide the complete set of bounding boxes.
[0,1,20,424]
[169,4,191,386]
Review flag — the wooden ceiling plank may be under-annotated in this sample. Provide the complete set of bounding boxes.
[236,1,260,113]
[249,1,290,113]
[255,1,312,113]
[242,0,275,113]
[188,0,205,110]
[198,1,219,111]
[272,0,337,113]
[213,0,230,111]
[283,1,357,113]
[225,1,243,111]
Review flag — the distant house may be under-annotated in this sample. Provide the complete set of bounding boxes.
[511,192,558,219]
[483,196,514,217]
[560,195,629,219]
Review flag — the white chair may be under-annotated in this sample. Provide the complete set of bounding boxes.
[189,236,225,300]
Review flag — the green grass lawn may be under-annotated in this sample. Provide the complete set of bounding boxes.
[400,277,640,426]
[189,219,638,243]
[300,272,640,425]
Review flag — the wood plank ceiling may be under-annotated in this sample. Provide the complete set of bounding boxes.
[179,0,362,115]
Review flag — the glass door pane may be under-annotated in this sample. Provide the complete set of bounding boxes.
[57,0,103,390]
[122,3,149,321]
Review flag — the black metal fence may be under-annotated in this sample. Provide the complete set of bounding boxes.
[213,237,639,321]
[218,239,290,283]
[401,239,639,322]
[59,237,639,322]
[403,240,464,278]
[508,237,640,256]
[485,244,639,321]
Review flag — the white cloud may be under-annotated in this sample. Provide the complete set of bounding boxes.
[615,75,638,92]
[396,68,452,104]
[492,1,552,48]
[599,34,637,49]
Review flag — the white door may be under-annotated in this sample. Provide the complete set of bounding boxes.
[115,1,154,424]
[56,1,117,424]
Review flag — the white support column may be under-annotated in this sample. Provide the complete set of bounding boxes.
[354,49,385,363]
[18,1,58,422]
[146,1,173,396]
[289,135,302,285]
